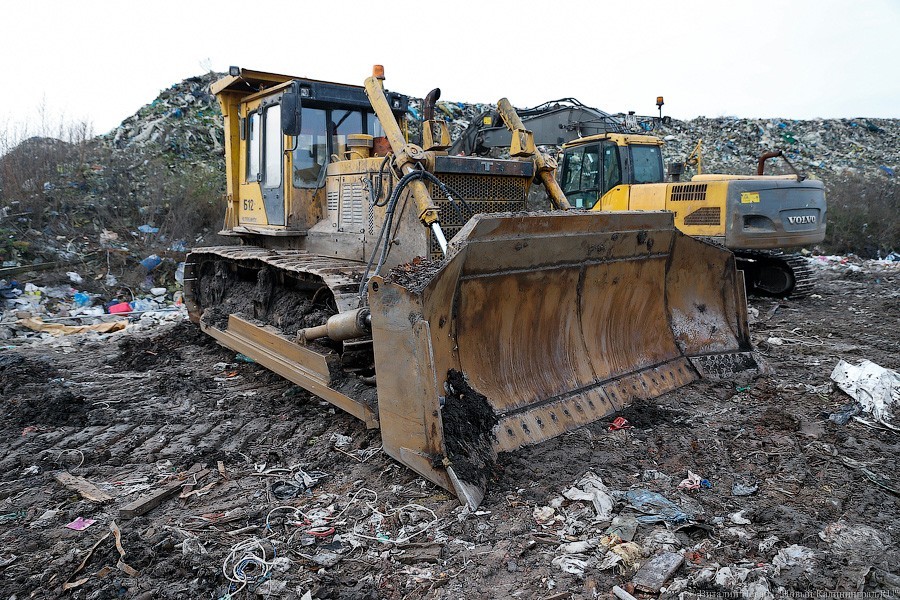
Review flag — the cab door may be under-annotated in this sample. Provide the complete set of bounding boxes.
[239,98,285,227]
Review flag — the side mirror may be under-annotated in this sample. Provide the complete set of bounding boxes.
[282,82,303,136]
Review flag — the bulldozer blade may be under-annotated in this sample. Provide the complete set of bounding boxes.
[367,210,756,508]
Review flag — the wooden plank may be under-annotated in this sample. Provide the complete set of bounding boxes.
[53,472,114,503]
[118,469,210,520]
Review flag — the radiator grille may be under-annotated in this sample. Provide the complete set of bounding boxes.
[327,190,339,214]
[428,174,528,258]
[683,207,721,226]
[670,183,708,202]
[340,180,365,230]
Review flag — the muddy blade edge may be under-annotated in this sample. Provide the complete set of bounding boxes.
[369,211,758,508]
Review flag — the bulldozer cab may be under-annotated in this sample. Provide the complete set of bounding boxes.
[211,68,408,235]
[559,133,664,208]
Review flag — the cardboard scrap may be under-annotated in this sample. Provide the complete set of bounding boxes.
[18,317,126,336]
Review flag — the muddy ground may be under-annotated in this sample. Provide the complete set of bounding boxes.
[1,260,898,599]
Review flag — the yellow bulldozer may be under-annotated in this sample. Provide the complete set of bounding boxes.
[184,66,757,508]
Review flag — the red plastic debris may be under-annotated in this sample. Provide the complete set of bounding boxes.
[609,417,632,431]
[108,302,132,314]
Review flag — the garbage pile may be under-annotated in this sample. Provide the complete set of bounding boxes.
[0,271,186,346]
[105,72,224,160]
[654,116,899,179]
[533,469,897,597]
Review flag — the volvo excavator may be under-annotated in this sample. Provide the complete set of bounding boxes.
[454,100,826,297]
[184,67,758,508]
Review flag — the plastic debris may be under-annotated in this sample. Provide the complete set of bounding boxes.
[729,511,752,525]
[609,416,631,431]
[140,254,162,271]
[66,272,83,284]
[552,554,588,576]
[731,481,759,496]
[562,471,615,520]
[73,292,91,307]
[603,515,637,543]
[830,359,899,427]
[108,302,132,314]
[138,225,160,234]
[65,517,96,531]
[772,544,820,576]
[677,470,711,490]
[624,490,692,524]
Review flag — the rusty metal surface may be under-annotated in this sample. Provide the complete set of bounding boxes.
[370,210,755,505]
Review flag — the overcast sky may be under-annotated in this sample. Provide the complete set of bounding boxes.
[3,0,899,138]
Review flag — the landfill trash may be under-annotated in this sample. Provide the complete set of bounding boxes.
[532,506,558,526]
[677,471,711,490]
[562,472,615,520]
[552,554,589,576]
[65,517,96,531]
[830,359,899,427]
[828,403,861,425]
[235,353,256,363]
[758,535,780,553]
[729,511,752,525]
[632,551,684,593]
[641,470,673,486]
[818,521,891,588]
[767,337,784,346]
[609,416,632,431]
[557,539,598,554]
[272,481,302,500]
[612,585,638,600]
[597,541,642,570]
[714,566,750,588]
[66,272,83,284]
[150,287,167,296]
[108,302,132,314]
[604,515,638,543]
[18,317,126,336]
[140,254,162,271]
[624,490,692,524]
[175,262,186,283]
[772,544,820,576]
[21,465,40,476]
[640,529,680,554]
[73,292,91,307]
[731,481,759,496]
[137,225,160,234]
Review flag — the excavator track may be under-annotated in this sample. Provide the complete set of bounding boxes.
[735,250,815,298]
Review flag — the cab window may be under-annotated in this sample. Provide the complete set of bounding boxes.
[292,107,328,188]
[561,144,603,208]
[331,109,366,159]
[246,112,261,182]
[263,105,282,188]
[631,144,663,184]
[602,141,621,191]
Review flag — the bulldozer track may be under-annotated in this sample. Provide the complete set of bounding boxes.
[186,246,369,313]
